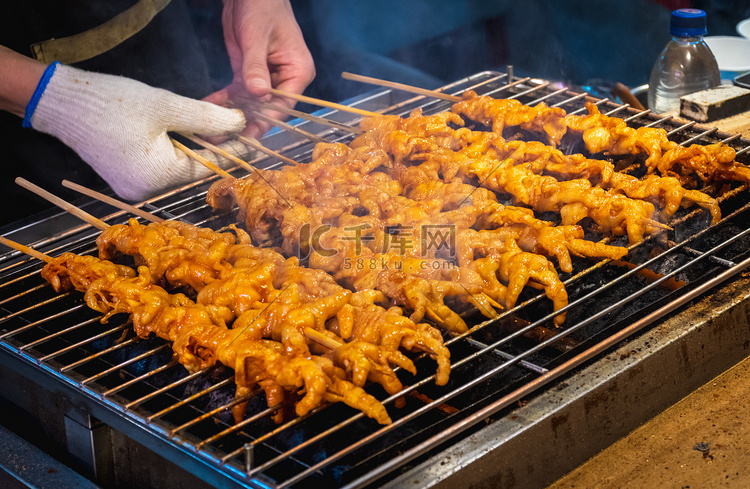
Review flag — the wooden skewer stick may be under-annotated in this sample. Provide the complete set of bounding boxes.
[0,236,51,263]
[171,139,234,179]
[495,76,533,94]
[644,217,673,231]
[235,135,300,168]
[16,177,109,231]
[180,133,295,210]
[178,132,258,174]
[323,392,347,403]
[341,72,462,103]
[304,327,343,350]
[269,88,381,118]
[226,100,362,134]
[256,101,361,134]
[61,180,163,223]
[250,111,328,144]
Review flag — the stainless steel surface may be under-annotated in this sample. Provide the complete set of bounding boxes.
[2,71,750,488]
[64,409,113,480]
[0,422,102,489]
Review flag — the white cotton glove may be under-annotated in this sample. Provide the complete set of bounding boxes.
[24,62,248,201]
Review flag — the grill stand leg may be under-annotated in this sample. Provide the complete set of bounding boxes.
[64,408,114,485]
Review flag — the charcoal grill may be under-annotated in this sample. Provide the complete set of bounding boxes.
[2,71,750,489]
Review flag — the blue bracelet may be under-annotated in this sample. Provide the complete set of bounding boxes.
[22,61,60,128]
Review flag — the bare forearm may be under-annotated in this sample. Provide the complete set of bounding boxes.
[0,45,47,118]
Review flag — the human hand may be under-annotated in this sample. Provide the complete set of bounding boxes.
[25,63,248,201]
[204,0,316,138]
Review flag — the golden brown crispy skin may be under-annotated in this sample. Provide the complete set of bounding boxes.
[96,218,450,401]
[451,91,569,145]
[96,218,238,291]
[347,296,451,386]
[205,91,742,349]
[366,118,713,244]
[101,217,447,396]
[41,252,393,425]
[42,252,135,293]
[205,140,586,329]
[454,96,742,190]
[657,143,748,186]
[206,160,499,332]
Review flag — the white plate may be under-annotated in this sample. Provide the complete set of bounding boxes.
[705,36,750,71]
[737,18,750,38]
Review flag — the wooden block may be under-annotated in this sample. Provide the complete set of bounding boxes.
[680,86,750,122]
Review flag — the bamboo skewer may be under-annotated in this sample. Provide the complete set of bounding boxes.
[269,88,381,118]
[304,327,343,350]
[18,178,166,232]
[62,184,163,225]
[16,177,109,231]
[53,174,439,363]
[171,139,234,179]
[61,180,163,223]
[181,133,294,210]
[226,98,359,134]
[645,218,673,231]
[11,179,488,349]
[341,72,462,102]
[340,72,532,102]
[0,236,51,263]
[178,133,258,174]
[250,111,328,144]
[235,135,300,168]
[256,101,361,134]
[495,76,532,92]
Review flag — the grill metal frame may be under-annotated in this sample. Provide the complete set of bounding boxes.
[1,71,750,488]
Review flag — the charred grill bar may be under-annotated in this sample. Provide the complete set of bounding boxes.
[1,72,750,488]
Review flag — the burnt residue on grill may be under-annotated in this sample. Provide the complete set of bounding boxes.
[1,72,750,489]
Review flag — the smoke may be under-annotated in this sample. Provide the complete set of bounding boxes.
[291,0,683,102]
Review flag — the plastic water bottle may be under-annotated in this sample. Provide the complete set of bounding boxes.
[647,9,720,114]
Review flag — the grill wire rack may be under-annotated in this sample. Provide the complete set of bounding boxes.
[1,71,750,489]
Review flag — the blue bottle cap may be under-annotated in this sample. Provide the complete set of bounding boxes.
[670,9,707,37]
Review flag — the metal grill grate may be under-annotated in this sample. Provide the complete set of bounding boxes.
[2,71,750,489]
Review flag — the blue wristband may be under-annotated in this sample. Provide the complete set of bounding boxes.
[22,61,60,128]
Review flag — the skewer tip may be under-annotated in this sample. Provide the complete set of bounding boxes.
[15,178,109,231]
[0,236,52,263]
